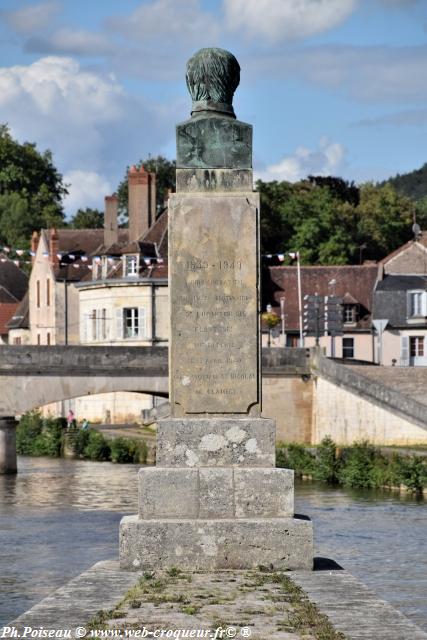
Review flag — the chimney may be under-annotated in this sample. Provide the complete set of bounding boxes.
[128,165,156,242]
[31,231,39,263]
[49,228,59,270]
[104,193,119,247]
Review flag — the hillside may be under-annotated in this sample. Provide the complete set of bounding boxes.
[384,163,427,201]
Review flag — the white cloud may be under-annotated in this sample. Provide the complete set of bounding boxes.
[223,0,357,42]
[63,170,111,216]
[0,1,59,34]
[256,137,346,182]
[109,0,219,45]
[26,28,116,56]
[0,56,177,213]
[250,44,427,103]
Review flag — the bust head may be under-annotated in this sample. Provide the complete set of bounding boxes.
[185,48,240,118]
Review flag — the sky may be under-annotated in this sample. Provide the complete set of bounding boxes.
[0,0,426,216]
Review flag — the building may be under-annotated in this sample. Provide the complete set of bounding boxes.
[373,233,427,366]
[28,164,169,422]
[264,264,379,360]
[0,254,28,344]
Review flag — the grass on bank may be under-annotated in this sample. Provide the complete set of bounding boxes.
[16,410,148,464]
[277,436,427,494]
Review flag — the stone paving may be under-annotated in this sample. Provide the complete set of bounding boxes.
[3,560,427,640]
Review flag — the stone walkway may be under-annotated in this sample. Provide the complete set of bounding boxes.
[2,560,427,640]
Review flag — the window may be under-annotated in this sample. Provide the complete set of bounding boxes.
[125,255,138,277]
[13,337,22,345]
[37,334,41,345]
[342,337,354,359]
[124,307,139,338]
[410,336,424,357]
[46,279,50,306]
[343,305,357,324]
[36,280,41,308]
[47,332,51,345]
[409,292,423,317]
[117,307,147,340]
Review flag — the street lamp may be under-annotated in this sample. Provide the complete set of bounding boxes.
[289,252,303,347]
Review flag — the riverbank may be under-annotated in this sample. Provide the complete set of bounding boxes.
[3,560,427,640]
[277,437,427,494]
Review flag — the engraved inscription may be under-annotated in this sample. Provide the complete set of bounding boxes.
[170,194,260,414]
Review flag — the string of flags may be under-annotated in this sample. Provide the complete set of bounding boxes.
[0,244,165,269]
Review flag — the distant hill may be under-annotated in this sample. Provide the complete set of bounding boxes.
[383,163,427,201]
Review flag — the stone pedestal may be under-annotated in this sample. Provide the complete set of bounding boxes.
[0,417,17,474]
[119,417,313,570]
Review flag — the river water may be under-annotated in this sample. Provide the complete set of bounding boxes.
[0,457,426,630]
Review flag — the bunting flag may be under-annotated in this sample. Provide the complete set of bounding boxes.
[1,242,166,270]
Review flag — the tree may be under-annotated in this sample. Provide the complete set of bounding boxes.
[70,207,104,229]
[356,182,413,260]
[257,176,414,265]
[116,156,176,220]
[0,124,66,247]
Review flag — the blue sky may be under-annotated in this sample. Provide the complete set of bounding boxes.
[0,0,426,216]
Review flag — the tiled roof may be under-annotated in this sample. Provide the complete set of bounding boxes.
[0,303,20,335]
[142,209,168,257]
[265,264,379,331]
[0,253,29,301]
[6,292,29,329]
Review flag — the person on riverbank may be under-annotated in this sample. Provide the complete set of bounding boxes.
[66,409,75,429]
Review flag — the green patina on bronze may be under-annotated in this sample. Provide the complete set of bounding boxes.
[177,48,252,172]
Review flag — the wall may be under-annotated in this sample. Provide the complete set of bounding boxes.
[78,282,168,346]
[42,391,154,424]
[313,376,427,445]
[384,242,427,275]
[262,376,313,443]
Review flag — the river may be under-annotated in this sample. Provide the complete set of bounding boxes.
[0,457,426,630]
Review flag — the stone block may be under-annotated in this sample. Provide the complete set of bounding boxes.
[138,468,198,519]
[120,515,313,571]
[234,468,294,517]
[198,467,234,518]
[157,417,276,467]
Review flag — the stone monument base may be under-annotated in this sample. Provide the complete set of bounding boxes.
[120,515,313,571]
[119,417,314,571]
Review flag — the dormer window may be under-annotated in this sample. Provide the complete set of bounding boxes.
[343,304,357,324]
[409,291,423,316]
[101,256,109,279]
[407,290,426,322]
[125,255,138,277]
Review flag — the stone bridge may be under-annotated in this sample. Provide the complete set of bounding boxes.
[1,345,427,473]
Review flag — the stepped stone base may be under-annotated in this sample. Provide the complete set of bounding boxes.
[119,515,313,571]
[138,467,294,519]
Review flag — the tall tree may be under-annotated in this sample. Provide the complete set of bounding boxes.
[70,207,104,229]
[257,177,415,265]
[117,156,176,220]
[0,124,66,247]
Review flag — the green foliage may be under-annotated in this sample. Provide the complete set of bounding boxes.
[0,124,66,247]
[110,437,139,463]
[117,156,176,220]
[277,443,316,477]
[16,411,63,457]
[83,429,111,461]
[338,441,378,488]
[72,428,91,457]
[312,436,340,484]
[70,207,104,229]
[277,438,427,493]
[257,177,414,264]
[385,162,427,201]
